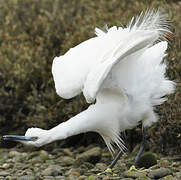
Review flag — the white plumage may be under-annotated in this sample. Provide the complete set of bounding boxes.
[16,10,175,155]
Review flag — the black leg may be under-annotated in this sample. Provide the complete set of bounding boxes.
[134,127,146,167]
[108,132,127,169]
[108,149,124,169]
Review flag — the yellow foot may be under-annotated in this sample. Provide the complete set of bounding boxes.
[97,168,112,176]
[105,168,112,173]
[129,165,137,171]
[128,165,147,173]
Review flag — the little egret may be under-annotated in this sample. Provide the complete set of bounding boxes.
[3,9,175,170]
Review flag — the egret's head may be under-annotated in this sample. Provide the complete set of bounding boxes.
[3,128,51,147]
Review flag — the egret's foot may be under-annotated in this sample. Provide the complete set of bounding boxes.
[105,168,112,173]
[97,168,112,176]
[129,165,137,171]
[128,165,147,173]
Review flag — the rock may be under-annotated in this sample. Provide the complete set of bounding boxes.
[87,175,96,180]
[55,176,66,180]
[75,147,101,166]
[136,177,151,180]
[43,176,55,179]
[1,163,10,169]
[96,163,107,171]
[65,168,80,176]
[136,152,157,168]
[0,171,9,176]
[175,171,181,178]
[28,152,40,159]
[18,175,35,180]
[160,159,170,167]
[63,148,73,157]
[115,160,127,171]
[60,156,75,166]
[84,162,94,169]
[70,171,80,176]
[8,151,21,157]
[40,150,50,160]
[148,168,171,179]
[124,170,147,178]
[78,175,87,180]
[162,175,175,180]
[41,165,63,176]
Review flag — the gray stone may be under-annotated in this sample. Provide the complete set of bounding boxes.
[0,171,9,176]
[8,151,21,157]
[78,175,87,180]
[55,176,66,179]
[41,164,63,176]
[18,175,35,180]
[148,168,171,179]
[75,147,101,165]
[124,170,147,178]
[43,176,54,179]
[175,171,181,178]
[136,177,151,180]
[162,175,175,180]
[60,156,75,166]
[96,163,107,171]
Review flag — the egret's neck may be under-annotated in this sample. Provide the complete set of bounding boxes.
[48,108,95,142]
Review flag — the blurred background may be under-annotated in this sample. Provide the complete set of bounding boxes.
[0,0,180,154]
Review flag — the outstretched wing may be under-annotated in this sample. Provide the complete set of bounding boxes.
[83,9,170,103]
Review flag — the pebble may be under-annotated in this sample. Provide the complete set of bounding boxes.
[1,163,10,169]
[8,151,21,157]
[0,171,9,176]
[136,152,157,168]
[60,156,75,166]
[162,175,175,180]
[0,147,180,179]
[175,171,181,178]
[75,147,101,166]
[41,164,63,176]
[87,175,96,180]
[78,175,87,180]
[18,175,35,180]
[96,162,107,170]
[148,167,171,179]
[124,170,147,178]
[63,148,73,157]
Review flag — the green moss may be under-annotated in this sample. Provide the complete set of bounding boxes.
[136,152,157,169]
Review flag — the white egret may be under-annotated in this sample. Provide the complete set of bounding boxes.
[3,9,175,170]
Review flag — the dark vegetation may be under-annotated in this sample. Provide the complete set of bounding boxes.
[0,0,180,153]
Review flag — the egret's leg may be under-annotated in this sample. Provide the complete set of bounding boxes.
[107,132,127,170]
[97,149,124,175]
[108,149,124,169]
[129,127,146,170]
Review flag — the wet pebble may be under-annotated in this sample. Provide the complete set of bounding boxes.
[148,167,171,179]
[75,147,101,166]
[18,175,35,180]
[0,147,180,179]
[124,170,147,178]
[41,164,63,176]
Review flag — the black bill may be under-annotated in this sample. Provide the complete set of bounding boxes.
[2,135,38,142]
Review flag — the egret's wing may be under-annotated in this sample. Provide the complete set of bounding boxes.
[52,37,103,99]
[83,9,170,103]
[83,31,158,103]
